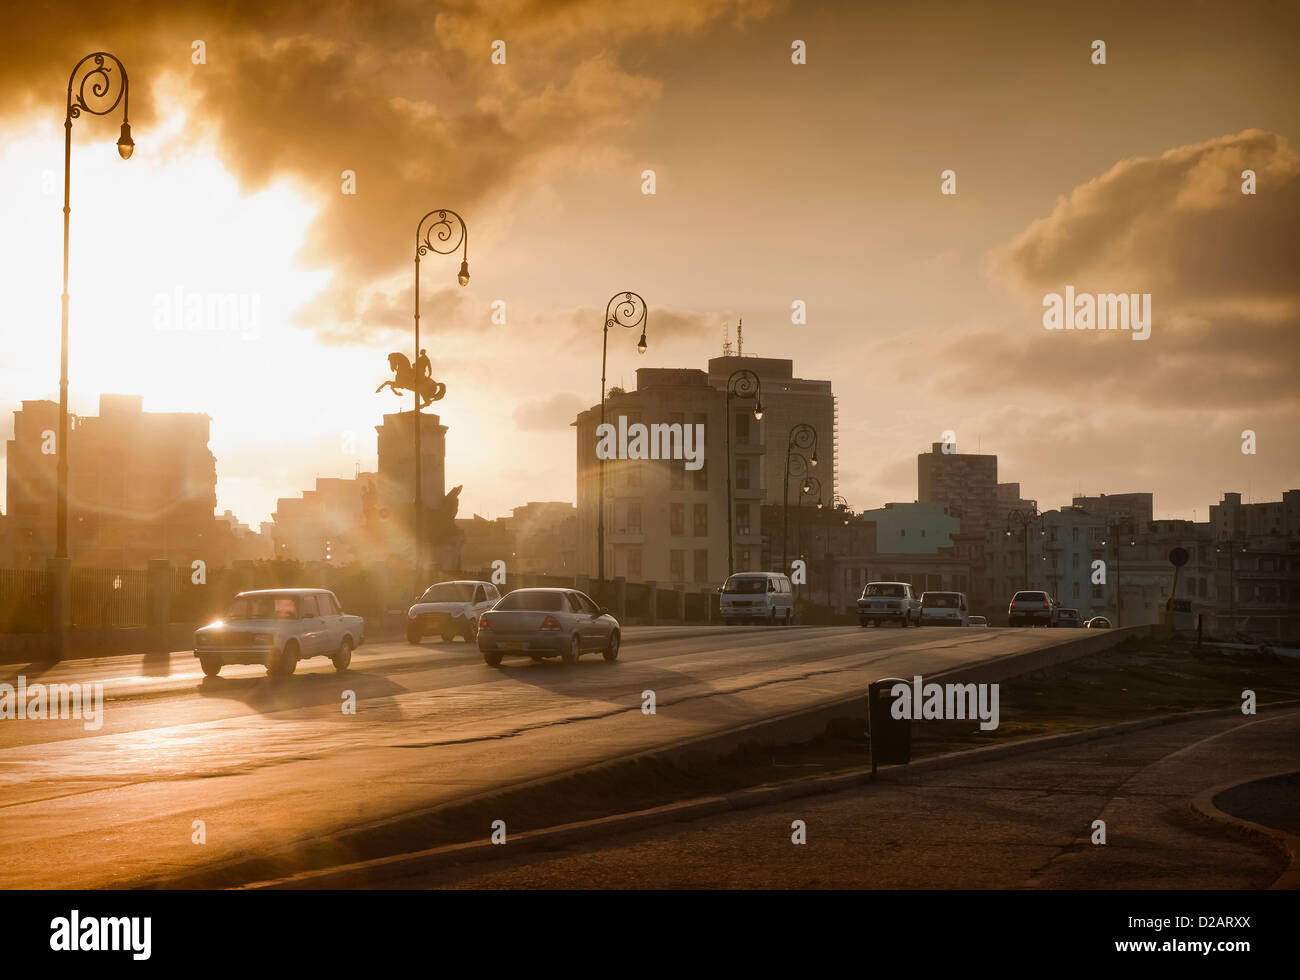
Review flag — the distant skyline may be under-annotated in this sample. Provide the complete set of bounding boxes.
[1,1,1296,526]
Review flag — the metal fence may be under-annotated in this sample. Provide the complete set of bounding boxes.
[0,568,51,633]
[71,568,149,628]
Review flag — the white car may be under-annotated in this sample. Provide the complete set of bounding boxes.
[719,572,795,625]
[857,582,921,627]
[919,591,970,627]
[194,588,364,678]
[408,580,501,643]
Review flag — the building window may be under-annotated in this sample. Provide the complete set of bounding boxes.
[627,547,642,581]
[694,503,708,536]
[736,503,751,535]
[693,548,709,583]
[670,549,685,582]
[627,502,642,533]
[693,462,708,491]
[670,503,684,536]
[736,548,751,571]
[734,413,750,445]
[736,458,751,490]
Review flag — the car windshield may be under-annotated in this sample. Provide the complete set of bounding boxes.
[923,593,960,607]
[229,594,299,620]
[1013,592,1047,602]
[864,584,906,598]
[420,582,476,602]
[494,591,563,611]
[723,575,769,594]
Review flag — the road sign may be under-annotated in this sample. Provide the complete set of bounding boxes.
[1169,547,1189,567]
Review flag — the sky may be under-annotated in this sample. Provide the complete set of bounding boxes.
[1,0,1297,527]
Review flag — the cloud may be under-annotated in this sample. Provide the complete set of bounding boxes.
[907,130,1300,410]
[0,0,778,343]
[991,129,1300,304]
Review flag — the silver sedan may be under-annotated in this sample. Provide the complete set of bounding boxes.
[477,588,620,666]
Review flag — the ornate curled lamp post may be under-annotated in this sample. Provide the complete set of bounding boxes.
[724,369,763,577]
[795,474,822,603]
[781,423,818,572]
[597,292,647,601]
[57,53,134,561]
[412,209,469,592]
[828,493,850,606]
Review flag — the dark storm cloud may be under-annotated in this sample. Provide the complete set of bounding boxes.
[0,0,775,338]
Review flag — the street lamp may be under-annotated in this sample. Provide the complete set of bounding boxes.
[412,208,469,592]
[794,473,822,603]
[724,369,762,576]
[57,53,132,561]
[1004,505,1041,591]
[781,423,818,573]
[1099,521,1137,627]
[829,494,850,607]
[597,291,647,601]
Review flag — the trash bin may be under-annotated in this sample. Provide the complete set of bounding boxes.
[869,676,912,776]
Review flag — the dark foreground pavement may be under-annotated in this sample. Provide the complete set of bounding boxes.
[410,707,1300,889]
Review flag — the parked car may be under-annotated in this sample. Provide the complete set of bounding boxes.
[477,588,619,666]
[920,591,970,626]
[194,588,363,678]
[968,615,989,627]
[1007,590,1059,627]
[1055,607,1084,628]
[408,579,501,644]
[1085,616,1112,629]
[719,572,795,625]
[857,581,922,627]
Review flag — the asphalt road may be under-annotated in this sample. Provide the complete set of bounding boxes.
[415,708,1300,890]
[0,624,1090,888]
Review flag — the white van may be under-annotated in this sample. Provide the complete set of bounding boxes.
[719,572,795,625]
[919,591,970,627]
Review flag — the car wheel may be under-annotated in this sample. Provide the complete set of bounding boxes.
[483,650,503,667]
[406,623,422,645]
[440,630,456,643]
[769,609,778,626]
[562,634,581,666]
[462,620,478,642]
[603,630,620,662]
[269,642,297,677]
[200,657,221,678]
[333,636,353,672]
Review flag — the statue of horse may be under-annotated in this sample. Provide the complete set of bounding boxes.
[376,352,446,408]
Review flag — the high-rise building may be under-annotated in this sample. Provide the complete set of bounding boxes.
[706,355,836,508]
[917,442,998,536]
[3,394,226,568]
[574,368,728,590]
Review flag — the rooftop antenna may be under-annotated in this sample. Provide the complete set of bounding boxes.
[721,320,733,357]
[737,317,744,357]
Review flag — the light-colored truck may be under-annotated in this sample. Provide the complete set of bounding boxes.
[194,588,364,677]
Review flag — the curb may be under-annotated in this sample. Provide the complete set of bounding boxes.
[243,696,1299,890]
[1189,771,1300,890]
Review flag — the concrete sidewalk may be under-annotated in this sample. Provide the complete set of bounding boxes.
[410,707,1300,889]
